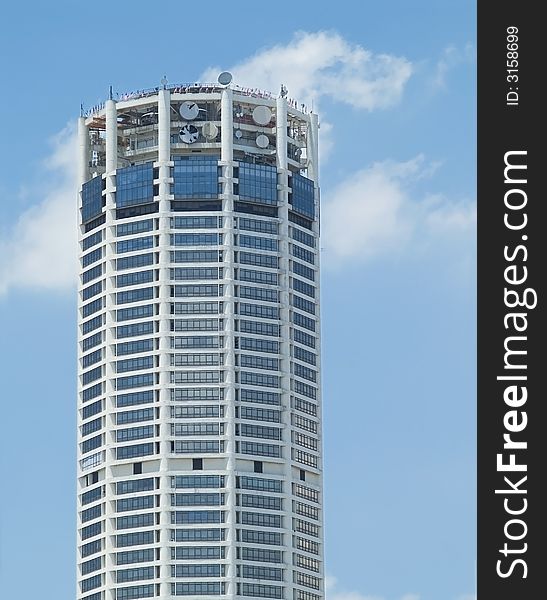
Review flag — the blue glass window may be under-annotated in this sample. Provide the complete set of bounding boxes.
[240,390,281,406]
[117,287,154,305]
[238,162,277,205]
[81,539,102,557]
[81,176,103,223]
[292,294,316,315]
[171,529,223,543]
[81,486,103,506]
[171,510,222,524]
[238,235,278,252]
[238,269,278,285]
[116,584,155,599]
[81,434,102,454]
[116,321,154,339]
[239,304,279,320]
[82,298,103,318]
[82,383,102,402]
[82,349,102,369]
[292,244,315,265]
[117,270,154,288]
[81,556,102,575]
[117,356,154,373]
[172,284,221,298]
[116,425,154,442]
[83,366,102,386]
[83,281,103,301]
[239,441,281,458]
[116,304,154,322]
[117,236,154,254]
[82,230,103,251]
[172,156,220,199]
[172,582,222,596]
[239,286,279,303]
[116,443,154,460]
[290,226,315,248]
[238,217,278,234]
[241,583,283,599]
[116,390,154,408]
[83,400,103,420]
[292,312,316,332]
[293,328,316,349]
[171,216,220,229]
[240,372,280,389]
[172,564,222,578]
[117,253,154,271]
[117,478,154,495]
[116,374,154,390]
[81,574,102,592]
[291,261,315,281]
[81,417,102,437]
[116,163,154,208]
[291,278,315,299]
[116,495,154,512]
[116,565,155,583]
[171,233,220,246]
[172,475,222,489]
[239,320,280,337]
[117,408,154,425]
[116,549,155,565]
[116,339,154,356]
[294,380,317,400]
[83,332,102,352]
[82,247,102,268]
[291,173,315,218]
[241,565,283,580]
[117,219,153,237]
[82,264,102,284]
[239,252,278,269]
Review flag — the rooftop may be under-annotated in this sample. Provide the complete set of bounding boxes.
[83,82,304,119]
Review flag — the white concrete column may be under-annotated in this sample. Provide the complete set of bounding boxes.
[276,97,288,170]
[105,100,117,174]
[307,112,319,183]
[157,88,172,598]
[103,98,118,600]
[78,117,89,187]
[276,95,294,600]
[220,85,236,600]
[221,88,233,165]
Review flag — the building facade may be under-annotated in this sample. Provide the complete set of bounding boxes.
[77,79,323,600]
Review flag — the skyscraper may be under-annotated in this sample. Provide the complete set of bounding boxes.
[77,77,323,600]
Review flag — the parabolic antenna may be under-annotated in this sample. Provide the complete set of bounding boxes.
[234,129,243,139]
[180,101,199,120]
[256,134,269,149]
[252,105,272,126]
[218,71,233,86]
[202,122,218,140]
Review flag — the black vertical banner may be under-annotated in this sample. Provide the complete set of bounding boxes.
[478,2,546,599]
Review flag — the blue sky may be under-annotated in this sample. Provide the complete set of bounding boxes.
[0,2,476,600]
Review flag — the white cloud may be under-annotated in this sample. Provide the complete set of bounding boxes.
[321,156,475,266]
[432,43,475,90]
[201,31,412,111]
[0,124,78,296]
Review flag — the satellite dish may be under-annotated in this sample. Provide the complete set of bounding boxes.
[202,122,218,140]
[234,129,243,139]
[179,124,199,144]
[218,71,233,86]
[256,134,269,149]
[180,101,199,120]
[252,106,272,126]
